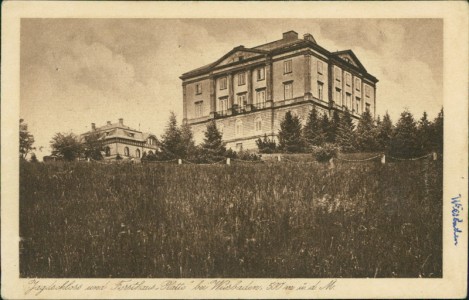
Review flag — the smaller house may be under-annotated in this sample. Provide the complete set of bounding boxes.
[81,118,158,160]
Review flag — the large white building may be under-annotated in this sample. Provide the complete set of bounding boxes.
[180,30,378,151]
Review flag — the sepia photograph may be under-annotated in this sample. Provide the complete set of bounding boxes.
[2,1,467,299]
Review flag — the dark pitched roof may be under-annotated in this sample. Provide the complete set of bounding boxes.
[81,121,157,143]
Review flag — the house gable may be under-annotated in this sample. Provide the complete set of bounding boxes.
[334,50,367,73]
[211,47,267,69]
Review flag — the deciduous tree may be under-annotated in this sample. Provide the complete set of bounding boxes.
[50,132,83,161]
[83,131,104,160]
[20,119,36,159]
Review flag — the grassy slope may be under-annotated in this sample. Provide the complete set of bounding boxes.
[20,159,442,278]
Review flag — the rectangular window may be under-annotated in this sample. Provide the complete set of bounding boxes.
[284,60,292,74]
[284,82,293,99]
[317,81,324,100]
[195,83,202,95]
[255,89,266,106]
[255,118,262,132]
[195,101,203,118]
[257,67,265,81]
[346,73,351,86]
[335,88,342,105]
[356,97,361,114]
[219,97,228,113]
[238,72,246,86]
[235,143,243,152]
[237,93,246,108]
[365,102,371,111]
[365,85,371,97]
[235,121,243,137]
[335,67,341,82]
[317,61,323,74]
[219,77,227,90]
[355,78,361,91]
[346,93,351,109]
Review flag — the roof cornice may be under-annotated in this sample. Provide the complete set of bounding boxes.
[181,38,378,83]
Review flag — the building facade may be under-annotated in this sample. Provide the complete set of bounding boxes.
[180,31,378,151]
[81,118,158,160]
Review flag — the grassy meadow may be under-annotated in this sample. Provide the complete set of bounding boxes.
[20,157,442,278]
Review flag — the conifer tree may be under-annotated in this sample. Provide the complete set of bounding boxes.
[201,121,226,158]
[417,111,432,154]
[278,111,304,153]
[180,122,196,158]
[356,107,377,151]
[389,110,420,158]
[431,108,443,154]
[303,106,325,147]
[320,113,331,144]
[336,108,356,152]
[326,110,341,143]
[160,112,182,158]
[375,111,393,151]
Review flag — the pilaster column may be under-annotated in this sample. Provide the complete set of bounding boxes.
[247,69,253,105]
[304,54,312,100]
[209,75,216,118]
[342,69,346,109]
[228,73,234,109]
[351,75,355,114]
[361,80,365,113]
[182,83,187,122]
[328,63,334,111]
[266,58,273,105]
[373,84,376,118]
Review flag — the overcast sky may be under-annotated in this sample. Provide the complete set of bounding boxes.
[20,18,443,157]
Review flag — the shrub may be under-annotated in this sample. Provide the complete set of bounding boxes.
[256,134,277,154]
[237,150,261,161]
[312,143,338,162]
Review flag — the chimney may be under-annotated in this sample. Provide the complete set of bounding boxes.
[118,118,123,126]
[91,123,96,131]
[107,121,111,125]
[303,33,316,44]
[282,30,298,40]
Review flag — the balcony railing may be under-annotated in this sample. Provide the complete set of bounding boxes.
[252,102,266,110]
[216,109,229,117]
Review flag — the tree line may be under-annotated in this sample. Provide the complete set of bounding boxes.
[20,112,258,162]
[257,107,443,159]
[20,107,443,162]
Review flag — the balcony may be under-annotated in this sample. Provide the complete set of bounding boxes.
[216,109,229,117]
[252,102,267,110]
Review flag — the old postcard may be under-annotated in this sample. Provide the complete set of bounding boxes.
[2,1,468,299]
